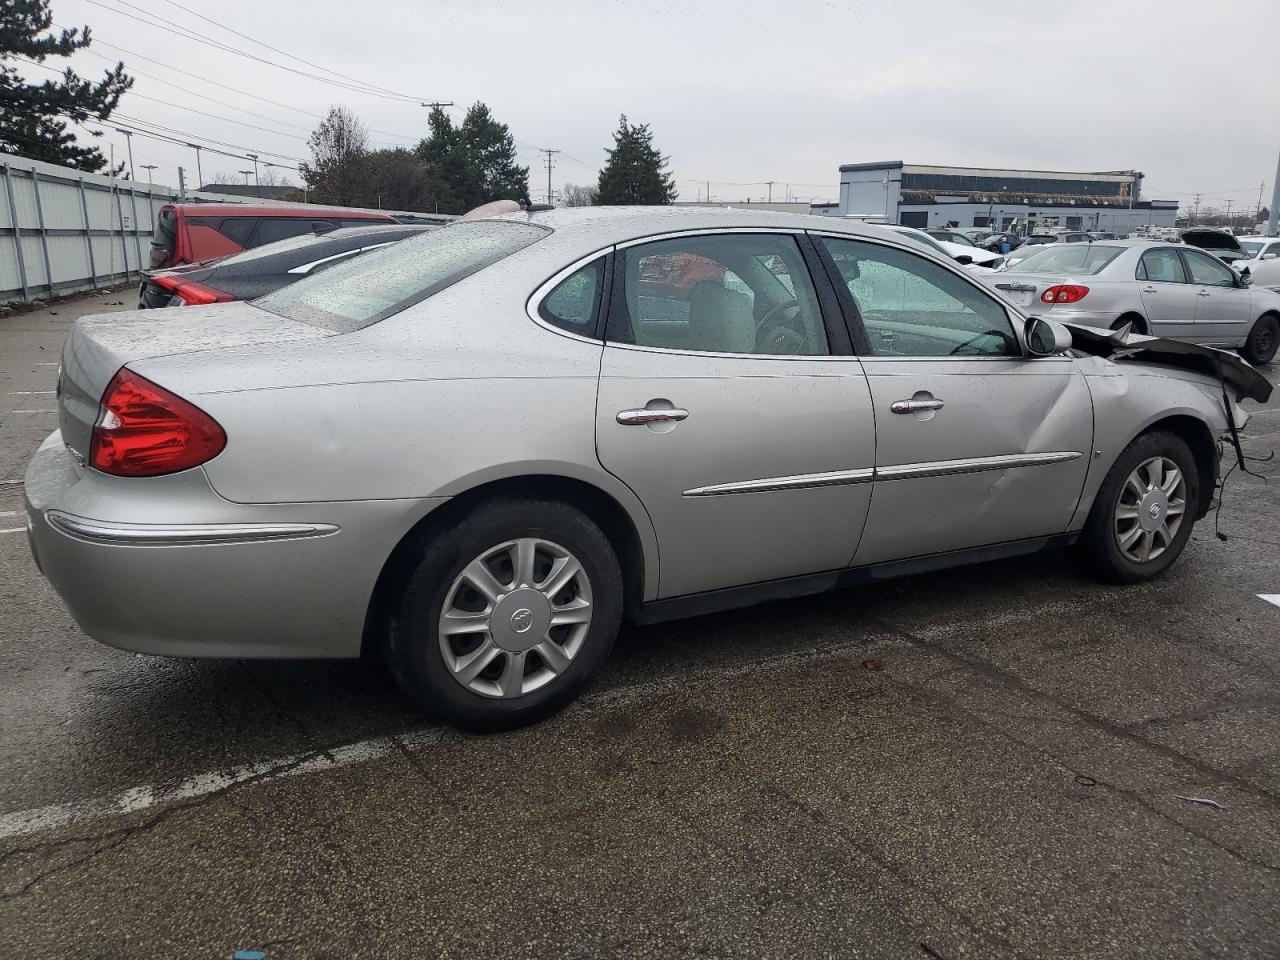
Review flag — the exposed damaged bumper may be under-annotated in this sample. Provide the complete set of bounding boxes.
[1063,322,1273,404]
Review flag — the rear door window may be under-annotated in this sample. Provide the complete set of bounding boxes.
[217,218,259,248]
[255,219,318,246]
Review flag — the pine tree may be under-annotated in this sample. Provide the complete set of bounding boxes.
[415,103,529,213]
[0,0,132,172]
[595,115,677,206]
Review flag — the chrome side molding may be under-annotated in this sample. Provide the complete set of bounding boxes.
[45,511,340,546]
[683,468,875,497]
[682,453,1080,497]
[876,451,1082,481]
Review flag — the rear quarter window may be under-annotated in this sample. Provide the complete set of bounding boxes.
[255,220,549,332]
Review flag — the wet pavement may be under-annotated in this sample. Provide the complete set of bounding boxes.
[2,291,1279,959]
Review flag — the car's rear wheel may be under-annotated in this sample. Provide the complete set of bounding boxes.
[1111,313,1146,336]
[1240,314,1279,365]
[386,498,623,731]
[1075,431,1199,584]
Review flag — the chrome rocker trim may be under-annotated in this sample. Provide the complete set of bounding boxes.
[682,453,1080,497]
[45,511,340,546]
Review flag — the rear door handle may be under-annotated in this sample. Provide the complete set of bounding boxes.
[1141,286,1157,293]
[617,407,690,425]
[890,398,945,415]
[1197,290,1212,297]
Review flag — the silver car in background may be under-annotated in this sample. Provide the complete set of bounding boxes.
[23,208,1270,730]
[985,240,1280,365]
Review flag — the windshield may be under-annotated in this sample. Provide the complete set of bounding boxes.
[1240,241,1264,257]
[255,221,549,332]
[892,228,951,258]
[1006,244,1124,275]
[937,232,975,247]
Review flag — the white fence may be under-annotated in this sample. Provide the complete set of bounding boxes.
[0,151,452,304]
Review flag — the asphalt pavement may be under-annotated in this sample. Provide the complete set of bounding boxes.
[2,291,1279,959]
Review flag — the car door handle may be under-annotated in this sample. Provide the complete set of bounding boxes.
[890,398,945,415]
[617,407,690,425]
[1141,286,1158,293]
[1197,290,1212,297]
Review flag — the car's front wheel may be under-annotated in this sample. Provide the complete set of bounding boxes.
[1076,431,1200,584]
[1241,314,1279,366]
[386,498,623,731]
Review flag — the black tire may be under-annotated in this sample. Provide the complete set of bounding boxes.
[1240,314,1279,366]
[386,497,623,732]
[1075,431,1200,585]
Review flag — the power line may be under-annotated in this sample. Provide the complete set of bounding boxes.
[69,38,421,142]
[80,0,441,103]
[155,0,415,100]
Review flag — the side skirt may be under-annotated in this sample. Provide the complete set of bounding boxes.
[635,533,1079,626]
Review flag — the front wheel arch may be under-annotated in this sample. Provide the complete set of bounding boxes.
[1127,415,1218,519]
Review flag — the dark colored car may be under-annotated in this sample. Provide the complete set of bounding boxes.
[139,224,436,308]
[979,232,1023,253]
[149,203,400,269]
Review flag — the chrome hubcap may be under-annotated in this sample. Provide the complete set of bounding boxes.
[438,537,593,699]
[1114,456,1187,563]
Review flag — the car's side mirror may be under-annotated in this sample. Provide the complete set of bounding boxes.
[1263,253,1278,261]
[1238,271,1253,287]
[1025,316,1072,356]
[954,254,974,266]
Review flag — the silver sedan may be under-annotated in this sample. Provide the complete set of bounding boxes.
[24,208,1271,729]
[984,239,1280,365]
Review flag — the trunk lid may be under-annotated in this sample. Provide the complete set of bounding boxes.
[57,302,332,460]
[986,272,1070,309]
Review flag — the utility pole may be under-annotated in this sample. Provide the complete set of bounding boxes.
[539,148,560,204]
[766,181,775,203]
[186,144,204,189]
[1225,199,1233,229]
[247,154,260,188]
[1257,181,1266,224]
[420,101,454,112]
[239,169,253,186]
[1269,148,1280,236]
[115,128,135,182]
[140,164,157,187]
[1192,194,1202,225]
[177,165,186,200]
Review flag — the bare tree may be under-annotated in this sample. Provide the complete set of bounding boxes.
[299,104,368,206]
[560,182,598,207]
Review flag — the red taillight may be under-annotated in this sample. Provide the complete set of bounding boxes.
[152,273,234,306]
[1040,284,1090,304]
[89,368,226,477]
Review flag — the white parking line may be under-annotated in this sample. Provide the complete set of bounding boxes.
[1260,595,1280,609]
[11,409,56,414]
[0,527,25,535]
[37,362,59,366]
[0,729,444,842]
[0,631,911,841]
[8,391,55,395]
[0,511,20,518]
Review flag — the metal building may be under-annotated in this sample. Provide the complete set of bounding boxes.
[815,161,1178,235]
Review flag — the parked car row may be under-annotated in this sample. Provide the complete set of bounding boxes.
[24,206,1272,731]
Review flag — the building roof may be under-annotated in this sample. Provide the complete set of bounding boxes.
[840,160,1143,182]
[898,189,1165,209]
[198,183,297,199]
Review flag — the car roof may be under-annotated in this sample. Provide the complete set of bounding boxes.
[161,203,398,220]
[323,224,436,239]
[486,204,916,248]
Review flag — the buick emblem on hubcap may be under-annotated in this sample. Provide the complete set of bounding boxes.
[510,608,534,634]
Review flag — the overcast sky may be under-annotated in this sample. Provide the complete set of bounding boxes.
[32,0,1280,214]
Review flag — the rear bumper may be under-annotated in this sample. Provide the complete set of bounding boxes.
[24,431,446,659]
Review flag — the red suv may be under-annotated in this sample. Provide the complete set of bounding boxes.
[149,204,399,269]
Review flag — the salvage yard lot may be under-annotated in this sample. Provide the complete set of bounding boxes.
[2,292,1280,959]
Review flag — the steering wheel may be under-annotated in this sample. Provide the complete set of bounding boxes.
[949,329,1013,356]
[755,299,805,354]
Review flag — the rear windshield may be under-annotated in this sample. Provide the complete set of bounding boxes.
[1005,244,1124,275]
[216,233,326,267]
[1239,240,1264,257]
[254,220,549,332]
